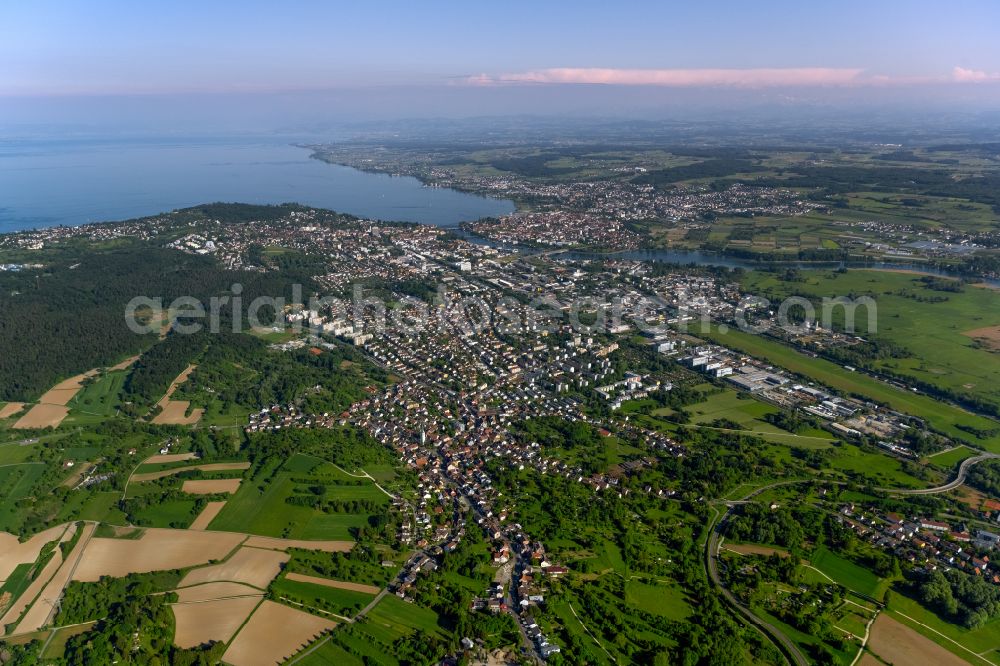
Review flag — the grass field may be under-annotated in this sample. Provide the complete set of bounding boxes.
[926,445,977,471]
[208,454,388,540]
[56,491,128,525]
[68,371,127,417]
[624,579,691,621]
[361,595,444,639]
[131,498,200,528]
[0,464,46,531]
[271,575,375,617]
[39,621,97,660]
[744,269,1000,414]
[0,443,37,466]
[809,546,882,598]
[295,639,363,666]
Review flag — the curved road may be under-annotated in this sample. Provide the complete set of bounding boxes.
[706,453,1000,666]
[880,453,1000,495]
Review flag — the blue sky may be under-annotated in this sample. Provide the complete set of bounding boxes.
[3,0,1000,95]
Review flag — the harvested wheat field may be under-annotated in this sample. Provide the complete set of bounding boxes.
[151,365,204,425]
[868,615,970,666]
[243,536,353,553]
[175,581,261,603]
[856,655,881,666]
[963,325,1000,351]
[146,452,198,464]
[0,551,63,635]
[179,547,288,590]
[132,462,250,483]
[38,371,97,406]
[182,478,241,495]
[152,401,205,426]
[285,573,381,595]
[0,403,26,419]
[189,501,228,530]
[107,355,140,372]
[13,404,70,430]
[223,600,336,666]
[72,528,244,582]
[16,523,96,633]
[0,524,70,582]
[172,596,261,649]
[723,543,790,558]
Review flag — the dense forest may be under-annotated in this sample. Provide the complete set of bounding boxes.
[0,244,314,402]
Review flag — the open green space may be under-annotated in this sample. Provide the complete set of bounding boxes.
[808,546,882,598]
[271,574,375,617]
[744,269,1000,418]
[209,454,389,540]
[69,371,127,417]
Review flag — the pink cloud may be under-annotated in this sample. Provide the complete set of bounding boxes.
[466,67,866,88]
[953,66,1000,82]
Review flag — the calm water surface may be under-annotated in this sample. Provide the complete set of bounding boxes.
[0,137,514,232]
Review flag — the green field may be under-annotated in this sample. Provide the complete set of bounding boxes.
[743,269,1000,417]
[208,454,388,540]
[0,464,47,531]
[809,546,882,598]
[130,498,200,528]
[68,370,127,417]
[39,622,98,660]
[0,443,37,466]
[295,639,363,666]
[624,579,691,621]
[362,595,445,639]
[271,575,375,617]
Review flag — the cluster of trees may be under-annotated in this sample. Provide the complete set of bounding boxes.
[56,571,182,625]
[176,331,383,417]
[631,159,766,188]
[967,459,1000,497]
[916,568,1000,628]
[763,409,822,435]
[285,545,394,588]
[0,225,318,402]
[61,592,223,666]
[285,493,386,515]
[124,330,207,406]
[723,503,825,551]
[245,426,396,471]
[489,153,577,178]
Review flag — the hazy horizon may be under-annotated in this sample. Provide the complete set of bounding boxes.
[3,1,1000,138]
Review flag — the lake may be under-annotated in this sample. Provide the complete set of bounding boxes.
[0,137,514,233]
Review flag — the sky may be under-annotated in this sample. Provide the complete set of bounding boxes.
[2,0,1000,132]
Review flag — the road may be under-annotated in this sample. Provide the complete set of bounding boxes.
[706,453,1000,666]
[882,453,1000,495]
[706,482,810,666]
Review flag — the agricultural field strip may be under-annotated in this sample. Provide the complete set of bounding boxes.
[222,599,337,666]
[130,461,250,482]
[0,524,77,633]
[887,609,995,665]
[283,572,381,595]
[15,523,97,633]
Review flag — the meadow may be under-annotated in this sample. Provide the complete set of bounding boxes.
[743,269,1000,415]
[208,454,389,540]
